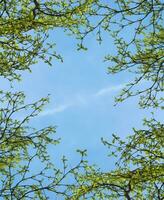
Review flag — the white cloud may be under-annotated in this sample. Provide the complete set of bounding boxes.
[39,83,125,117]
[95,84,125,97]
[39,103,72,117]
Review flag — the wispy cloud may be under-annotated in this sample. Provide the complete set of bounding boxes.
[39,83,125,117]
[95,84,125,97]
[39,103,72,117]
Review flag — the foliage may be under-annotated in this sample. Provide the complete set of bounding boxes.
[68,118,164,199]
[0,91,54,169]
[0,0,94,80]
[72,0,164,108]
[0,91,163,199]
[66,0,164,199]
[107,28,164,109]
[0,0,98,199]
[0,0,163,199]
[0,90,90,199]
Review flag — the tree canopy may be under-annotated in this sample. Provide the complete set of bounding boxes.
[65,0,164,198]
[0,0,94,80]
[68,118,164,199]
[72,0,164,108]
[0,0,163,199]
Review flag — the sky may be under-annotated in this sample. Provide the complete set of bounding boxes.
[3,28,163,171]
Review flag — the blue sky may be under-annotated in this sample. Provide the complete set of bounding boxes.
[3,29,163,170]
